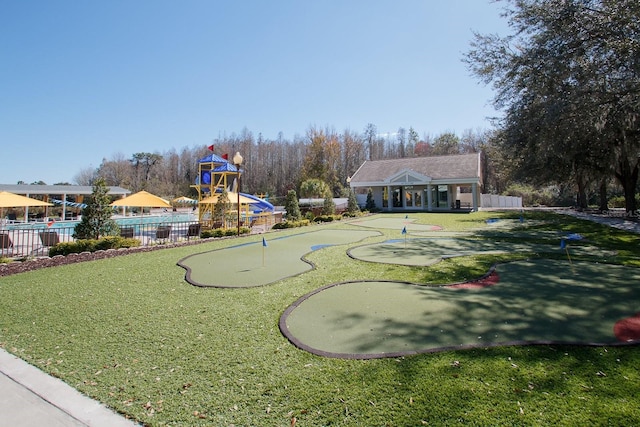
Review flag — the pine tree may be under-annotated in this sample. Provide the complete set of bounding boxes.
[284,189,301,220]
[347,189,360,214]
[365,188,376,211]
[322,192,336,215]
[213,189,232,227]
[73,178,120,240]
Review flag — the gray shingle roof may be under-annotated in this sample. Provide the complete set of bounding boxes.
[0,184,131,196]
[350,153,480,184]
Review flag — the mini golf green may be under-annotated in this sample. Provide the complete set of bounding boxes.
[280,259,640,358]
[347,237,616,266]
[349,215,443,232]
[177,229,380,287]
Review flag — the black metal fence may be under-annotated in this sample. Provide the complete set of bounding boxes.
[0,219,201,258]
[1,211,282,259]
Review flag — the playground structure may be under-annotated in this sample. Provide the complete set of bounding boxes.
[191,153,276,230]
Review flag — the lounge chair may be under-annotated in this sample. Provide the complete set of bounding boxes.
[39,231,59,247]
[186,223,201,240]
[120,227,135,238]
[0,233,13,256]
[155,225,172,242]
[32,231,59,255]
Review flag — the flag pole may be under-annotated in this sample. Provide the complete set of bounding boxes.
[561,238,575,273]
[262,236,267,267]
[402,226,407,248]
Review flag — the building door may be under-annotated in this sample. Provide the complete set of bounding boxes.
[401,186,423,209]
[431,185,449,208]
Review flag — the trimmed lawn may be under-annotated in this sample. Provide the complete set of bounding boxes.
[1,211,639,426]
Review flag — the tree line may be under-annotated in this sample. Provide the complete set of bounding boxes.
[71,126,497,205]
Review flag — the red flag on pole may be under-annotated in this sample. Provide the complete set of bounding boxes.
[222,153,229,160]
[207,144,214,152]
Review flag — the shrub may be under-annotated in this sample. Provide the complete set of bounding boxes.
[504,183,556,206]
[313,214,342,223]
[321,194,336,215]
[347,189,360,214]
[272,219,310,229]
[201,227,250,238]
[48,236,140,257]
[284,189,302,221]
[365,188,376,211]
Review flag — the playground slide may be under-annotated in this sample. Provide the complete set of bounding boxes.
[242,193,275,212]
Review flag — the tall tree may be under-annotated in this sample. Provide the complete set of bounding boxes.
[431,132,460,155]
[466,0,640,214]
[131,152,163,191]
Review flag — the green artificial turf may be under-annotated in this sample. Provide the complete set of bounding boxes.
[282,259,640,357]
[178,229,380,287]
[1,211,639,426]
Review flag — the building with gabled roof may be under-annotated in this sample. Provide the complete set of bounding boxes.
[348,153,483,211]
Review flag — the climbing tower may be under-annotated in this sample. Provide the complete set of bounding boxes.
[191,153,240,227]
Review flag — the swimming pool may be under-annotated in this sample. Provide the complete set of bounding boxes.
[3,212,197,231]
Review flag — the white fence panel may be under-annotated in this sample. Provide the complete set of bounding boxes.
[481,194,522,208]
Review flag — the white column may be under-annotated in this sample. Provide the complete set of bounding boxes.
[472,183,478,211]
[427,184,432,211]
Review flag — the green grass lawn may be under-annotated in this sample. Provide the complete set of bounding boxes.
[1,211,639,426]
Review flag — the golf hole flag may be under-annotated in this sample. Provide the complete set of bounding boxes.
[402,226,406,235]
[262,237,267,267]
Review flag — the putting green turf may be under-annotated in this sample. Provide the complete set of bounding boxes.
[178,214,639,358]
[280,259,640,358]
[348,215,443,232]
[178,228,380,287]
[348,237,616,266]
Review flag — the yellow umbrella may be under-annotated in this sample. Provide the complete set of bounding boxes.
[0,191,53,208]
[110,191,172,208]
[0,191,53,223]
[200,191,258,205]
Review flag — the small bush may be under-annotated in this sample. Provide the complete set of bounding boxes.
[313,214,342,223]
[201,227,250,238]
[342,211,362,218]
[48,236,140,257]
[272,219,310,229]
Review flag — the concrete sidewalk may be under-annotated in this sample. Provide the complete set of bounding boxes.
[0,348,139,427]
[558,209,640,234]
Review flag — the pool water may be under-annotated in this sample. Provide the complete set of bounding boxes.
[5,213,197,231]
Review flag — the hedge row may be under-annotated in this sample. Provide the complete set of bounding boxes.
[49,236,141,257]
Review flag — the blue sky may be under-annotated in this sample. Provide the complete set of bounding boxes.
[1,1,509,184]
